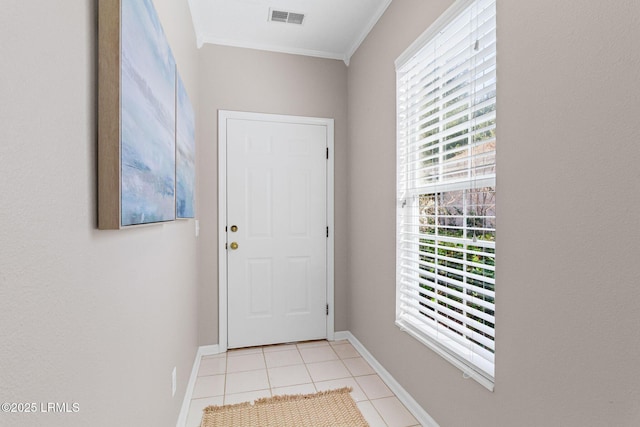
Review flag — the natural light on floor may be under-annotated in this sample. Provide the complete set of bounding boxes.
[186,340,420,427]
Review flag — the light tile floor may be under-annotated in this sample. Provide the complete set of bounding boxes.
[185,339,420,427]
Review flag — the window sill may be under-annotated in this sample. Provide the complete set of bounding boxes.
[396,319,495,392]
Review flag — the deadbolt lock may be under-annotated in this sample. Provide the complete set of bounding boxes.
[229,242,239,250]
[230,225,238,232]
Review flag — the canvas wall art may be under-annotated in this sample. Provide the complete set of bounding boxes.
[176,74,196,219]
[99,0,195,229]
[120,0,176,226]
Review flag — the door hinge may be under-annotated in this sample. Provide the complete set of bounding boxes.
[326,226,329,238]
[326,147,329,159]
[326,304,329,316]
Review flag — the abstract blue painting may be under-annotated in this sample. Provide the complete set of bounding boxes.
[176,74,195,218]
[120,0,176,226]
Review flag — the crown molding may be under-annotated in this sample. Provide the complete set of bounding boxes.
[345,0,393,64]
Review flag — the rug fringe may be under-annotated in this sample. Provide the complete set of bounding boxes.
[202,401,253,414]
[202,387,354,414]
[253,387,353,406]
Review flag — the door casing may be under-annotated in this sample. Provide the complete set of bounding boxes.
[218,110,335,352]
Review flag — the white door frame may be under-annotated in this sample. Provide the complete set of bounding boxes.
[218,110,335,352]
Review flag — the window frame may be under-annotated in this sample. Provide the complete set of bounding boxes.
[395,0,497,391]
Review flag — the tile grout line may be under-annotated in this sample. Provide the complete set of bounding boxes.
[187,340,418,427]
[221,353,228,403]
[298,343,318,395]
[261,348,275,400]
[301,344,389,426]
[368,397,391,427]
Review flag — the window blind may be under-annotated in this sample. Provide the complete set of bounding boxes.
[395,0,496,387]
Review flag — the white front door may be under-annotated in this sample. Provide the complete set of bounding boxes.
[225,114,330,349]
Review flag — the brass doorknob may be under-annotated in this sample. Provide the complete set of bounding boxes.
[229,242,239,250]
[230,225,238,232]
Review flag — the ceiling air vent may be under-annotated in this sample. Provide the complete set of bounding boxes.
[269,9,305,25]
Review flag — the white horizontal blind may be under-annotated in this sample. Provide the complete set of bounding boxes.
[396,0,496,384]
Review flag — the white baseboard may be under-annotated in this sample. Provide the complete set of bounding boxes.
[177,336,438,427]
[176,344,223,427]
[335,331,440,427]
[333,331,351,341]
[198,344,223,358]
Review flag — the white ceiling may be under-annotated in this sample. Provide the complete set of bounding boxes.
[187,0,392,64]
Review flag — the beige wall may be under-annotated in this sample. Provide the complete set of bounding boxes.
[347,0,640,425]
[0,1,199,426]
[197,45,349,345]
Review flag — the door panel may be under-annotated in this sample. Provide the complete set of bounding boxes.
[247,258,272,317]
[227,118,328,349]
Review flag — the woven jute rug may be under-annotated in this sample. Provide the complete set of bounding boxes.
[200,387,369,427]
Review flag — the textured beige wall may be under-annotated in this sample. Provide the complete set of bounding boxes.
[0,1,199,426]
[197,45,348,345]
[347,0,640,425]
